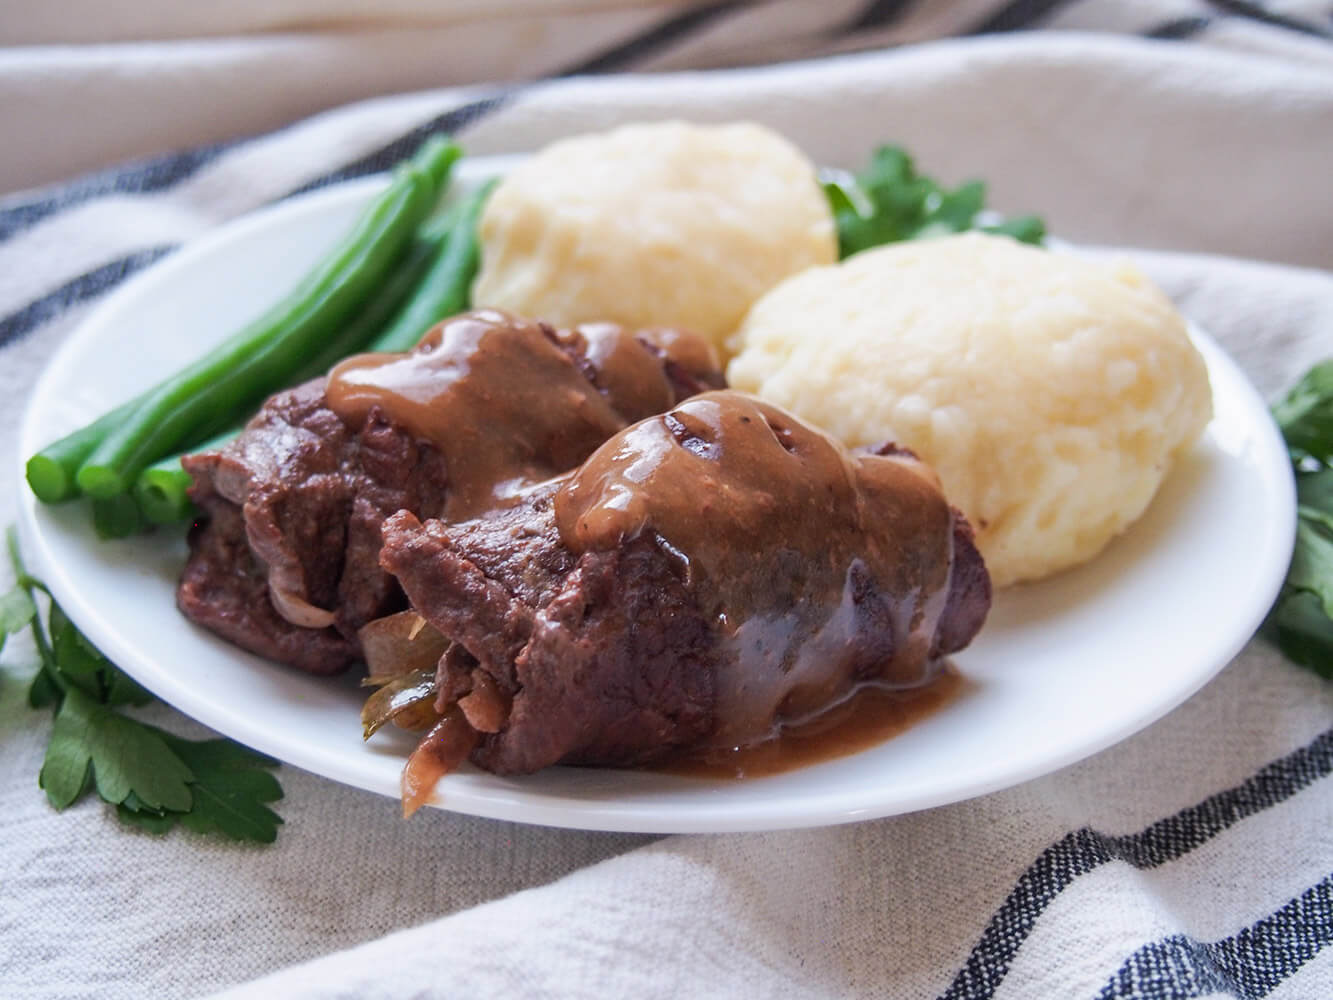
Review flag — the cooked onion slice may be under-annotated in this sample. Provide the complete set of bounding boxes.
[269,586,336,629]
[360,669,441,738]
[401,707,480,818]
[457,671,509,733]
[358,611,450,685]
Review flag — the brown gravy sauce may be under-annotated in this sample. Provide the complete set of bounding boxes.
[660,666,969,780]
[554,390,960,751]
[329,327,974,783]
[324,309,719,522]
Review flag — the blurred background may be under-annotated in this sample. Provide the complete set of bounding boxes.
[3,0,1331,196]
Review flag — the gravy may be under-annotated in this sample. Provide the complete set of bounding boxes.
[554,391,959,751]
[326,309,722,522]
[662,666,968,779]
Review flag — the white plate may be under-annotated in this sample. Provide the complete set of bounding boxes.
[16,157,1296,833]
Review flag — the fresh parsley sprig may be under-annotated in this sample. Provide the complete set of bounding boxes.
[824,146,1046,259]
[1266,361,1333,678]
[2,526,284,842]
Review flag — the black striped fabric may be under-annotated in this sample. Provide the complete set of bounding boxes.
[281,94,513,198]
[559,2,751,76]
[1205,0,1333,38]
[0,144,233,244]
[0,246,175,350]
[1145,17,1215,40]
[2,13,1331,995]
[1096,876,1333,999]
[940,728,1333,1000]
[0,92,509,349]
[842,0,921,33]
[0,94,506,247]
[968,0,1085,34]
[3,0,1331,352]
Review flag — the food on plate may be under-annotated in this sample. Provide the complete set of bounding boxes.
[366,181,494,355]
[1266,360,1333,679]
[26,138,464,513]
[471,120,837,359]
[29,121,1232,819]
[727,232,1214,586]
[129,184,496,535]
[823,145,1045,257]
[176,309,724,674]
[24,132,1046,540]
[376,391,990,812]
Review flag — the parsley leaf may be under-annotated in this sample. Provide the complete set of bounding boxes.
[103,667,154,708]
[0,581,35,655]
[982,215,1047,244]
[27,666,61,709]
[1264,367,1333,677]
[1290,497,1333,619]
[163,736,284,843]
[40,686,194,811]
[1274,360,1333,465]
[4,524,285,842]
[47,601,108,700]
[117,800,179,835]
[1267,590,1333,679]
[824,145,1046,259]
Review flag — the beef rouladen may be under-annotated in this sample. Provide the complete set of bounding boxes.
[376,391,990,811]
[177,309,725,674]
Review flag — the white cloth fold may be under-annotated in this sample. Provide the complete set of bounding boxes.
[1,21,1331,1000]
[3,0,1332,195]
[199,245,1333,1000]
[206,647,1333,1000]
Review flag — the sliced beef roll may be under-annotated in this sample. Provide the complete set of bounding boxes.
[177,309,724,674]
[377,390,990,805]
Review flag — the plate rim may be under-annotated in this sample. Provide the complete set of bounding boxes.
[14,163,1297,833]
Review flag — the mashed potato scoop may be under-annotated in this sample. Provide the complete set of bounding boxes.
[472,120,836,359]
[728,232,1213,587]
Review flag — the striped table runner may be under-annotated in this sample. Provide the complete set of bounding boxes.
[0,10,1330,1000]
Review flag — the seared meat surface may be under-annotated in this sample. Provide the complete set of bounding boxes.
[177,310,724,674]
[179,381,452,674]
[378,391,991,778]
[381,491,716,775]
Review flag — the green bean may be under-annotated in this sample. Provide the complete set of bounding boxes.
[128,223,453,526]
[416,138,461,192]
[132,464,193,526]
[131,428,240,525]
[75,138,458,499]
[91,494,145,540]
[415,196,468,244]
[295,225,449,380]
[32,138,459,506]
[26,397,142,503]
[368,180,494,353]
[28,383,265,506]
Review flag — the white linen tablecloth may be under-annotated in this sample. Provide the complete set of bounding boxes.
[2,9,1332,999]
[4,0,1333,196]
